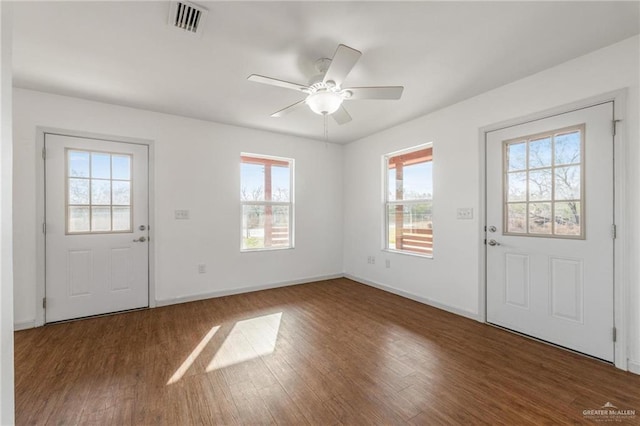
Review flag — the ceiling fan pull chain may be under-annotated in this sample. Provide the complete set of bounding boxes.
[324,113,329,142]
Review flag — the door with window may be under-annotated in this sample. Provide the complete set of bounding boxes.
[45,133,149,323]
[486,102,614,361]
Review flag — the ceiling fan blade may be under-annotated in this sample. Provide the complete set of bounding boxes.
[271,99,306,117]
[323,44,362,87]
[248,74,309,93]
[332,105,352,125]
[344,86,404,100]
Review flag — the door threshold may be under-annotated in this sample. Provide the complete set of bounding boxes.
[487,322,613,365]
[45,306,149,325]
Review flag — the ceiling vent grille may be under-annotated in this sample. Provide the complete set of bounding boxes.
[168,1,208,36]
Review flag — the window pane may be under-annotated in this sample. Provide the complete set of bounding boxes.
[91,207,111,231]
[387,203,433,255]
[507,172,527,202]
[528,169,552,201]
[529,137,552,168]
[508,142,526,171]
[507,203,526,233]
[528,203,552,234]
[240,163,265,201]
[271,165,290,202]
[91,153,111,179]
[112,207,131,231]
[387,148,432,202]
[68,178,89,205]
[554,202,581,236]
[68,206,90,232]
[112,155,131,180]
[91,180,111,205]
[387,169,396,202]
[503,126,583,239]
[67,150,136,234]
[241,204,291,249]
[555,166,580,200]
[112,181,131,205]
[271,205,290,247]
[400,162,432,200]
[68,151,90,177]
[242,204,265,249]
[554,131,581,165]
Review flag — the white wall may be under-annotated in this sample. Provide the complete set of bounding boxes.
[343,37,640,366]
[13,89,344,325]
[0,2,14,423]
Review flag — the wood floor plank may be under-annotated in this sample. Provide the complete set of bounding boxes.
[15,278,640,425]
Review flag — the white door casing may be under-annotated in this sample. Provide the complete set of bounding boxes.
[44,133,149,323]
[486,102,614,362]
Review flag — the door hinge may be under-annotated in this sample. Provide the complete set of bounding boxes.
[42,147,46,160]
[612,119,622,137]
[613,327,617,342]
[42,222,46,234]
[611,224,617,239]
[42,298,46,309]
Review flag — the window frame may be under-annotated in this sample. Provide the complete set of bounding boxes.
[383,143,433,258]
[502,124,585,239]
[65,148,134,235]
[240,153,295,252]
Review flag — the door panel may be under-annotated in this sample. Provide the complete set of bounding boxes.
[486,102,614,362]
[45,134,149,323]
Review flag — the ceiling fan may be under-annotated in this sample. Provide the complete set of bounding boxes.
[247,44,404,125]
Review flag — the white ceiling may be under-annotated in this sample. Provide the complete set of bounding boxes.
[11,1,640,144]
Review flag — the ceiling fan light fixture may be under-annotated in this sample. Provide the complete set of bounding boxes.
[306,91,343,115]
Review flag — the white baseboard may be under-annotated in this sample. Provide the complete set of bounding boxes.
[14,320,36,331]
[155,273,344,307]
[344,274,480,321]
[628,360,640,375]
[14,273,479,329]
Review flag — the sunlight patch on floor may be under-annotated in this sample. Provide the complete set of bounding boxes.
[206,312,282,371]
[166,325,220,385]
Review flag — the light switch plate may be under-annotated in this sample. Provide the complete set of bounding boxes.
[175,209,190,220]
[457,208,473,220]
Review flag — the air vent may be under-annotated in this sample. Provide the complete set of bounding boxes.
[168,1,208,36]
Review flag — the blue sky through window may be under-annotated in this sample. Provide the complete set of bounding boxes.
[388,161,432,200]
[241,161,290,201]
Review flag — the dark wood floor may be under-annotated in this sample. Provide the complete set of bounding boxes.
[15,278,640,425]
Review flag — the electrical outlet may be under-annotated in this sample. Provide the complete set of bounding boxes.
[385,259,391,268]
[175,209,190,220]
[370,256,376,265]
[198,264,206,274]
[457,207,473,220]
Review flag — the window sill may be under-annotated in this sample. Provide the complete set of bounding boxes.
[383,248,433,259]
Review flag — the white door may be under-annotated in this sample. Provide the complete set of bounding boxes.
[45,133,149,323]
[486,102,614,361]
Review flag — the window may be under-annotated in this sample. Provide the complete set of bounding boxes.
[384,144,433,256]
[504,124,584,238]
[240,154,293,251]
[66,149,132,234]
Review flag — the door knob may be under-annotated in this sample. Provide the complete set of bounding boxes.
[133,236,147,243]
[487,239,501,246]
